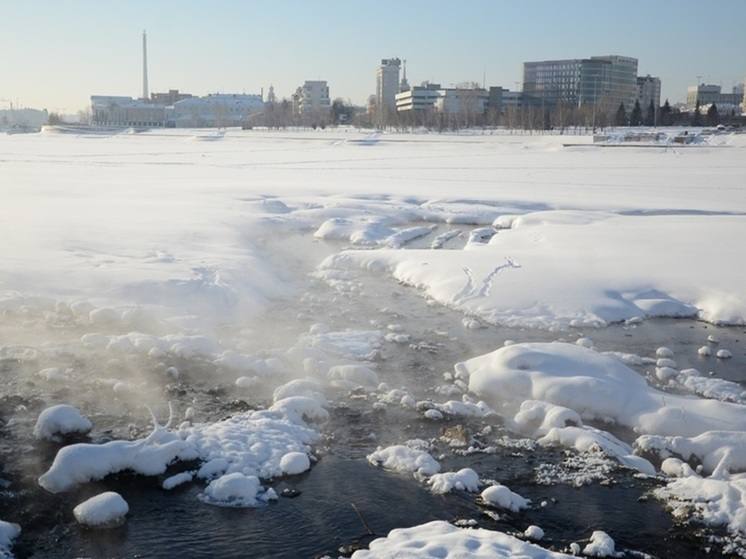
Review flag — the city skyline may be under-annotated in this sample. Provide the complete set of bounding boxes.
[2,0,745,113]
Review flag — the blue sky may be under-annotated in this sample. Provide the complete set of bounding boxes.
[2,0,745,112]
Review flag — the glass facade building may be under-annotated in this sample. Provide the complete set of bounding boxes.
[523,55,638,114]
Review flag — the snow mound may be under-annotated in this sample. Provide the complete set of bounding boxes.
[583,531,619,557]
[654,473,746,536]
[636,431,746,476]
[514,401,655,475]
[524,525,544,541]
[39,418,197,493]
[73,491,128,528]
[480,483,529,512]
[162,471,193,490]
[462,342,746,437]
[427,468,479,494]
[199,472,274,508]
[182,398,323,480]
[33,404,92,442]
[40,398,324,494]
[351,521,570,558]
[367,445,440,477]
[279,452,311,475]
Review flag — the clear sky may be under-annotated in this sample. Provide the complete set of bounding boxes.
[2,0,745,113]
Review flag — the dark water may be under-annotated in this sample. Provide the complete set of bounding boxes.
[1,227,745,558]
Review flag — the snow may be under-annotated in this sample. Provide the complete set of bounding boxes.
[636,431,746,476]
[321,211,746,329]
[327,364,379,388]
[367,445,441,477]
[350,521,571,558]
[3,129,746,554]
[73,491,129,527]
[582,531,618,557]
[479,483,529,512]
[0,521,20,558]
[513,400,655,475]
[33,404,92,442]
[40,397,324,494]
[461,342,746,438]
[162,471,193,490]
[279,451,311,475]
[524,525,544,541]
[39,421,198,493]
[427,468,479,494]
[199,472,271,508]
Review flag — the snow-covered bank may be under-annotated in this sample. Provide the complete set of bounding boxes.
[322,212,746,329]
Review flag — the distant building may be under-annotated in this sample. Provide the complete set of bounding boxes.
[169,93,264,127]
[395,83,487,114]
[523,55,638,113]
[0,107,48,130]
[376,58,402,115]
[91,96,166,127]
[686,83,742,111]
[294,81,331,116]
[150,89,192,105]
[636,75,661,112]
[486,87,538,113]
[395,82,441,112]
[266,85,277,104]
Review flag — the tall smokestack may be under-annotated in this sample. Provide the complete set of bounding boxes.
[142,30,149,100]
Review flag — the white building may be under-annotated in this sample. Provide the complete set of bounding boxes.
[91,96,166,127]
[376,58,401,115]
[0,107,48,131]
[295,81,330,116]
[395,82,441,112]
[169,94,264,127]
[395,83,487,115]
[636,75,661,111]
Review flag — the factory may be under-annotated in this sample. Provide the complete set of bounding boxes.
[90,32,263,128]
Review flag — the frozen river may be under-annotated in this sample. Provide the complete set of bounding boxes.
[1,128,745,558]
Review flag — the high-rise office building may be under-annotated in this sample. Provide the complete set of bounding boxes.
[523,55,638,114]
[376,58,402,118]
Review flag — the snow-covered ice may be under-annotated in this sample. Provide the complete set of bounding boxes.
[350,520,570,558]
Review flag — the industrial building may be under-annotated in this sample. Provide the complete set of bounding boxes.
[90,32,262,128]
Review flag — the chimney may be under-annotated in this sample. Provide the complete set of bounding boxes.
[142,30,149,100]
